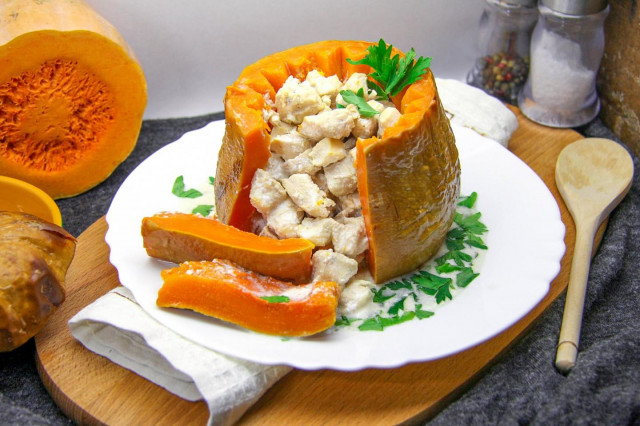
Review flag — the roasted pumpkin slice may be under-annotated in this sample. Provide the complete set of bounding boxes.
[142,212,314,282]
[215,40,460,284]
[0,0,147,199]
[157,259,340,337]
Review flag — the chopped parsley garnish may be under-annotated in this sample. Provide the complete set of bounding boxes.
[346,39,432,100]
[260,295,290,304]
[338,193,488,332]
[192,204,214,216]
[172,175,203,198]
[339,89,379,117]
[209,176,215,185]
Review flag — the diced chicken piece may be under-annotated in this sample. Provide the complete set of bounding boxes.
[249,169,288,215]
[283,149,321,176]
[296,217,338,247]
[311,249,359,287]
[366,99,386,114]
[338,279,375,316]
[282,173,336,218]
[336,192,362,216]
[344,137,357,150]
[311,170,330,193]
[299,107,358,141]
[275,76,325,124]
[270,131,313,160]
[269,115,296,137]
[377,107,401,138]
[259,225,279,239]
[324,155,357,196]
[352,117,378,139]
[332,216,369,258]
[342,73,369,95]
[266,198,303,239]
[308,137,347,167]
[306,70,342,101]
[264,155,289,181]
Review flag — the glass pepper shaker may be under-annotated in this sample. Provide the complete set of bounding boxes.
[518,0,609,127]
[467,0,538,104]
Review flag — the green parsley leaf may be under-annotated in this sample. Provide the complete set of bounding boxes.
[415,304,435,319]
[209,176,215,185]
[386,279,413,291]
[172,175,203,199]
[435,262,462,274]
[371,287,394,304]
[192,204,214,216]
[335,316,357,327]
[358,317,384,331]
[339,89,379,117]
[260,295,290,304]
[446,227,467,251]
[458,192,478,208]
[454,212,488,235]
[436,250,473,267]
[388,297,406,316]
[456,267,479,288]
[379,311,416,327]
[346,39,431,100]
[466,233,488,250]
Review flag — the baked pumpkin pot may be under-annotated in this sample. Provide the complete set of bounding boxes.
[215,40,460,284]
[0,0,147,199]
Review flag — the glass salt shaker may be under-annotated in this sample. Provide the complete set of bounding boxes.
[518,0,609,127]
[467,0,538,104]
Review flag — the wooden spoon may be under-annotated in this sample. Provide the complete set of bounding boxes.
[555,137,634,374]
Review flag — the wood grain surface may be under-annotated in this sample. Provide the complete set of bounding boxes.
[35,108,587,425]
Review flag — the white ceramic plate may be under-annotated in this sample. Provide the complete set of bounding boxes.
[105,120,565,371]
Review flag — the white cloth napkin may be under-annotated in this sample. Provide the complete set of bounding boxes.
[68,80,517,425]
[68,287,291,426]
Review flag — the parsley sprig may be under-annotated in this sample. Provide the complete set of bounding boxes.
[338,88,379,117]
[337,192,488,332]
[346,39,432,100]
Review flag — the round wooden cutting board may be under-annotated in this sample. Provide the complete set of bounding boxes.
[35,109,590,425]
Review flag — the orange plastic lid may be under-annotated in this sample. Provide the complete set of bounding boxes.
[0,176,62,226]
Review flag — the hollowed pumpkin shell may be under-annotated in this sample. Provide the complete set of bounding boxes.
[215,40,460,284]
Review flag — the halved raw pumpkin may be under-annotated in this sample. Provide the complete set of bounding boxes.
[215,40,460,284]
[0,0,147,199]
[142,212,314,282]
[157,259,341,337]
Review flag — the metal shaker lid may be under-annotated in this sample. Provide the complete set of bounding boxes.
[541,0,608,15]
[496,0,537,7]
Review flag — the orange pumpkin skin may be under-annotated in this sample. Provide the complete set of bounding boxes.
[215,40,460,284]
[0,0,147,199]
[157,259,340,337]
[142,212,314,282]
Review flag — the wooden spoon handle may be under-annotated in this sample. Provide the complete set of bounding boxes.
[555,217,599,374]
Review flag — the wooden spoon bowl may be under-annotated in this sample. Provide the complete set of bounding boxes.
[554,137,634,373]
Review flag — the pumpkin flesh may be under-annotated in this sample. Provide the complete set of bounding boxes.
[142,212,314,282]
[0,0,147,199]
[157,259,340,337]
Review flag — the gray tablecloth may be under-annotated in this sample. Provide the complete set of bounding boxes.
[1,113,638,425]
